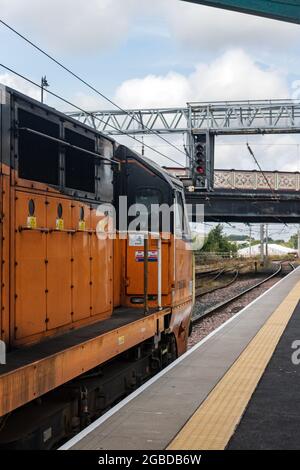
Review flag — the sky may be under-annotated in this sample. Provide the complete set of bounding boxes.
[0,0,300,240]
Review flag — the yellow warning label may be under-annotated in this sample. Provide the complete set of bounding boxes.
[118,335,125,345]
[27,216,37,229]
[56,218,64,230]
[78,220,86,231]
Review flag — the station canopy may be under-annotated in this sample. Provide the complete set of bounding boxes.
[183,1,300,24]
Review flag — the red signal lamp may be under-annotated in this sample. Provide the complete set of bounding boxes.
[196,166,205,174]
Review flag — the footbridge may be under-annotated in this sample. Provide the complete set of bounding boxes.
[183,169,300,223]
[69,101,300,222]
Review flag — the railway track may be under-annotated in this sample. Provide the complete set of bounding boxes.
[196,267,225,277]
[192,261,295,324]
[196,268,239,296]
[195,261,258,297]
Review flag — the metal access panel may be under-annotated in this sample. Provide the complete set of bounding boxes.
[15,192,47,339]
[71,202,91,322]
[182,1,300,24]
[46,196,72,330]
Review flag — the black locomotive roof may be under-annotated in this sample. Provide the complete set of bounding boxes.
[2,84,183,190]
[1,84,115,144]
[115,144,184,191]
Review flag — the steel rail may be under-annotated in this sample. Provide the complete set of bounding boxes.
[192,263,285,324]
[196,269,238,296]
[196,267,225,277]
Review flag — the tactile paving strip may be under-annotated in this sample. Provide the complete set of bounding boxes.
[168,280,300,450]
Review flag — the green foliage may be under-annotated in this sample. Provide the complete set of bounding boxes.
[237,242,249,249]
[202,224,238,254]
[227,234,248,241]
[288,233,298,249]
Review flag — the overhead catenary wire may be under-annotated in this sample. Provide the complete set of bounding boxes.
[202,221,297,250]
[203,222,295,242]
[246,143,279,197]
[0,63,185,168]
[2,65,296,229]
[4,18,300,171]
[245,142,289,226]
[1,21,298,229]
[0,18,187,161]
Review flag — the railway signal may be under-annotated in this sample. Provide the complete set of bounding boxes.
[192,132,214,189]
[195,142,206,176]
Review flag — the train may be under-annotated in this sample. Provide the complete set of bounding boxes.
[0,85,194,449]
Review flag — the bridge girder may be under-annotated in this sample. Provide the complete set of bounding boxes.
[186,190,300,223]
[68,101,300,191]
[68,100,300,136]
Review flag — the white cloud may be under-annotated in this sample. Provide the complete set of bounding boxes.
[1,0,299,57]
[115,71,190,108]
[68,92,108,112]
[215,134,300,172]
[113,49,299,170]
[0,0,138,54]
[114,49,289,108]
[0,72,40,100]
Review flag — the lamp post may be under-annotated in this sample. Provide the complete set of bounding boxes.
[41,76,49,103]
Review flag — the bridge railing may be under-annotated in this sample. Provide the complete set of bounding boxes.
[163,167,300,192]
[214,169,300,191]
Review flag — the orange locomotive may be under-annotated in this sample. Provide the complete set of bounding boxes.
[0,86,193,448]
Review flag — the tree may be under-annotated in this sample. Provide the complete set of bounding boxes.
[288,233,298,249]
[201,224,237,254]
[227,234,248,241]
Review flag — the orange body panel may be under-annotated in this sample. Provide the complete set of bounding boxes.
[113,237,122,307]
[173,237,193,306]
[123,234,192,312]
[0,176,2,340]
[1,174,10,344]
[125,236,170,296]
[46,197,72,330]
[72,231,91,321]
[11,189,115,345]
[169,300,193,355]
[126,241,155,295]
[71,203,91,322]
[90,210,113,319]
[15,192,47,339]
[90,235,113,318]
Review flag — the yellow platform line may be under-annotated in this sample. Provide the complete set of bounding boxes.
[168,280,300,450]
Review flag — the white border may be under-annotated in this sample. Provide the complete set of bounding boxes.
[59,266,299,450]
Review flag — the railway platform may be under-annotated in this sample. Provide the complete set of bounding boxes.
[60,266,300,450]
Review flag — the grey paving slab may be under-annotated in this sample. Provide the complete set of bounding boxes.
[68,268,300,450]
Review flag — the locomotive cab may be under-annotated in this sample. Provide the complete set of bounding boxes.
[114,145,193,354]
